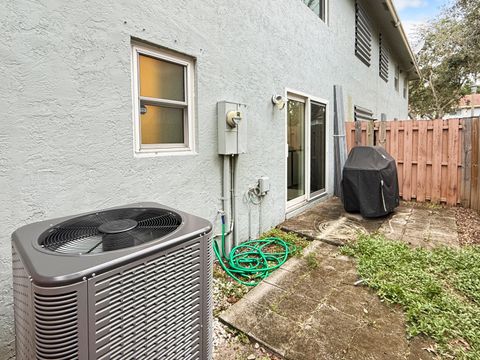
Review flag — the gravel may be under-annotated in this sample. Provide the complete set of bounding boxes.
[455,207,480,246]
[212,264,281,360]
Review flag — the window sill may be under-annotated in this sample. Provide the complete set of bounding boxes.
[134,148,197,158]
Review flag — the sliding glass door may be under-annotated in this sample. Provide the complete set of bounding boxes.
[287,96,306,206]
[310,101,326,197]
[287,94,327,210]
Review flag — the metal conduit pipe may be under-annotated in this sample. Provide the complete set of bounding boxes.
[231,155,239,248]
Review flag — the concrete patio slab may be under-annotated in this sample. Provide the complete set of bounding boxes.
[219,197,458,359]
[281,197,459,248]
[379,204,458,249]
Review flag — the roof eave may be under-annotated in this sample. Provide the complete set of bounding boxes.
[384,0,420,80]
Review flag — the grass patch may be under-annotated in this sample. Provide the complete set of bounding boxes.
[341,233,480,359]
[305,252,319,269]
[260,228,310,257]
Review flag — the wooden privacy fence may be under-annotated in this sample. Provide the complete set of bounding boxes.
[345,118,480,210]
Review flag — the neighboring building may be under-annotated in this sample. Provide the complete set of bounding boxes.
[444,94,480,119]
[0,0,418,354]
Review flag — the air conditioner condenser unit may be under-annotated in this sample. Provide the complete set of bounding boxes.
[12,202,213,360]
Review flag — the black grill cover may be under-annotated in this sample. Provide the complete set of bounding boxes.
[342,146,399,217]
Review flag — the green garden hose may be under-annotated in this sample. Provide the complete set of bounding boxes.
[213,215,296,286]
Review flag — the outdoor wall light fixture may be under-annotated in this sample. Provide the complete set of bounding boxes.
[271,94,286,110]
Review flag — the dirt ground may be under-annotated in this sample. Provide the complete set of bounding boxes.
[213,263,281,360]
[455,206,480,245]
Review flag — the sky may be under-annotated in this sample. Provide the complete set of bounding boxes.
[392,0,452,48]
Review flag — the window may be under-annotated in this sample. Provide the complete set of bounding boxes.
[132,43,195,155]
[379,34,389,82]
[394,65,400,92]
[403,75,408,98]
[354,105,374,121]
[355,1,372,66]
[303,0,327,22]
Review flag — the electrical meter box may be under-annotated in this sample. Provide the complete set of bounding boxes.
[217,101,247,155]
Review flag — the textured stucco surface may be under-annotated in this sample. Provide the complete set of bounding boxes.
[0,0,408,356]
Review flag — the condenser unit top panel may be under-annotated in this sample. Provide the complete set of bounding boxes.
[39,207,182,254]
[12,202,212,287]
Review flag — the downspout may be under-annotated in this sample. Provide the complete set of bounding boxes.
[384,0,420,78]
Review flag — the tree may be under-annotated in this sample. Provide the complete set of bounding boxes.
[409,0,480,119]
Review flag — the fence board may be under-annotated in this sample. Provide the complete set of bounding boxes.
[472,119,479,210]
[431,120,443,203]
[403,121,413,201]
[447,119,459,205]
[457,120,464,205]
[417,121,427,202]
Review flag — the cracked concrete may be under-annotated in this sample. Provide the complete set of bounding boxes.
[220,198,457,359]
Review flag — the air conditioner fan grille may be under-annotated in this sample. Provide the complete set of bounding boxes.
[39,208,182,254]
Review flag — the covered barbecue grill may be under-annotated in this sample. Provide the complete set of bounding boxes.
[342,146,399,218]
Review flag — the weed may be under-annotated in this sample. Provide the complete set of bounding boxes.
[213,263,249,305]
[341,233,480,359]
[237,331,250,344]
[305,252,319,269]
[260,228,310,257]
[213,262,229,281]
[269,302,279,313]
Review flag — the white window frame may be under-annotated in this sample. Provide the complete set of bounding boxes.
[302,0,329,23]
[394,65,400,92]
[131,43,195,157]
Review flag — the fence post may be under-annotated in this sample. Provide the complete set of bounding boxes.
[461,118,472,208]
[471,118,480,210]
[354,121,362,146]
[378,120,387,147]
[366,120,374,146]
[417,121,428,202]
[447,119,460,205]
[431,120,443,203]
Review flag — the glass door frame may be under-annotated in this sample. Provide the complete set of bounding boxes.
[286,93,307,209]
[285,89,329,212]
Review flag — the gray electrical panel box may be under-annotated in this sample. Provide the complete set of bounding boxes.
[217,101,247,155]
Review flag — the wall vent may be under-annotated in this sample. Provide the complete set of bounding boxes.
[379,33,389,82]
[354,105,375,121]
[355,1,372,66]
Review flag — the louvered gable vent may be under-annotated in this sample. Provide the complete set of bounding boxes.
[354,106,375,121]
[355,2,372,66]
[379,33,389,82]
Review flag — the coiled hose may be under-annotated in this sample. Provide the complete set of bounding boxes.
[213,215,296,286]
